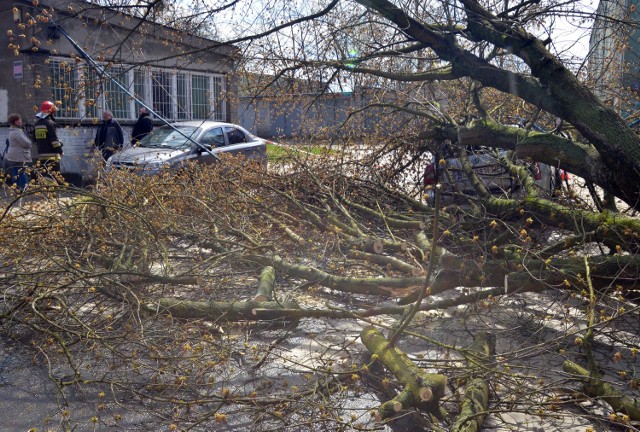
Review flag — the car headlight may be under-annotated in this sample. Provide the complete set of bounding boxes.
[143,162,169,171]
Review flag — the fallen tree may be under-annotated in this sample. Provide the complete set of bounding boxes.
[150,298,300,321]
[0,156,637,431]
[2,0,640,429]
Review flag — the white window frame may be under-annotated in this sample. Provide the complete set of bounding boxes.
[191,73,211,120]
[132,67,151,117]
[49,56,227,122]
[211,75,225,121]
[102,64,132,119]
[150,67,175,121]
[176,72,190,120]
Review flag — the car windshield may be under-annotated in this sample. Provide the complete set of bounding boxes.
[138,126,200,149]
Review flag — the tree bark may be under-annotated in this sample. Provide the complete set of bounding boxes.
[451,332,495,432]
[347,249,423,276]
[254,255,425,296]
[151,298,299,321]
[345,236,384,254]
[254,266,276,301]
[563,360,640,420]
[360,326,447,420]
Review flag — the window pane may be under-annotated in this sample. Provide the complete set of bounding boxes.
[177,73,189,120]
[134,69,148,113]
[224,126,246,144]
[212,76,224,121]
[191,75,210,120]
[199,127,225,146]
[140,125,199,149]
[152,70,174,120]
[49,59,77,118]
[79,65,99,119]
[103,66,130,119]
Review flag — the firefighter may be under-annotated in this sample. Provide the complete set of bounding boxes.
[34,100,63,179]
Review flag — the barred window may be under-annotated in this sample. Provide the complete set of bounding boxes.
[48,57,226,121]
[152,70,173,120]
[79,65,100,119]
[134,69,148,114]
[191,74,210,120]
[212,76,225,121]
[103,66,131,119]
[177,73,189,120]
[49,59,77,118]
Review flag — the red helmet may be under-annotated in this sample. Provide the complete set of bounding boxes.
[40,100,57,114]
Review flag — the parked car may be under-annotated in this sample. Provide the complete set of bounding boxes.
[106,121,269,175]
[423,147,565,205]
[422,120,574,204]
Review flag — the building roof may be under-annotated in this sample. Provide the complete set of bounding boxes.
[18,0,239,60]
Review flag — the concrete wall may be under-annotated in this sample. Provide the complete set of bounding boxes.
[0,89,7,124]
[238,91,412,139]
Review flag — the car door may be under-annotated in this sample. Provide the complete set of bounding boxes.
[196,127,225,165]
[222,126,262,160]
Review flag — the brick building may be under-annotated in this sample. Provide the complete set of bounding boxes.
[0,0,239,182]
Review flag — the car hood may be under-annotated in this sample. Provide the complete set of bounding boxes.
[109,146,189,165]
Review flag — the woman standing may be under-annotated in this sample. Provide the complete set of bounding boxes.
[6,113,33,191]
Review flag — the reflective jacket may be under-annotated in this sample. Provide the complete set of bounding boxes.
[34,115,63,161]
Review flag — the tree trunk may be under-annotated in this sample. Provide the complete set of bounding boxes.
[254,266,276,301]
[255,255,424,296]
[151,298,300,322]
[451,332,495,432]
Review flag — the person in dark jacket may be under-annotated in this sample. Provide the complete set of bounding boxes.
[94,110,124,162]
[131,107,153,146]
[34,100,63,177]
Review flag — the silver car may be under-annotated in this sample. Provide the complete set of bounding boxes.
[107,121,269,175]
